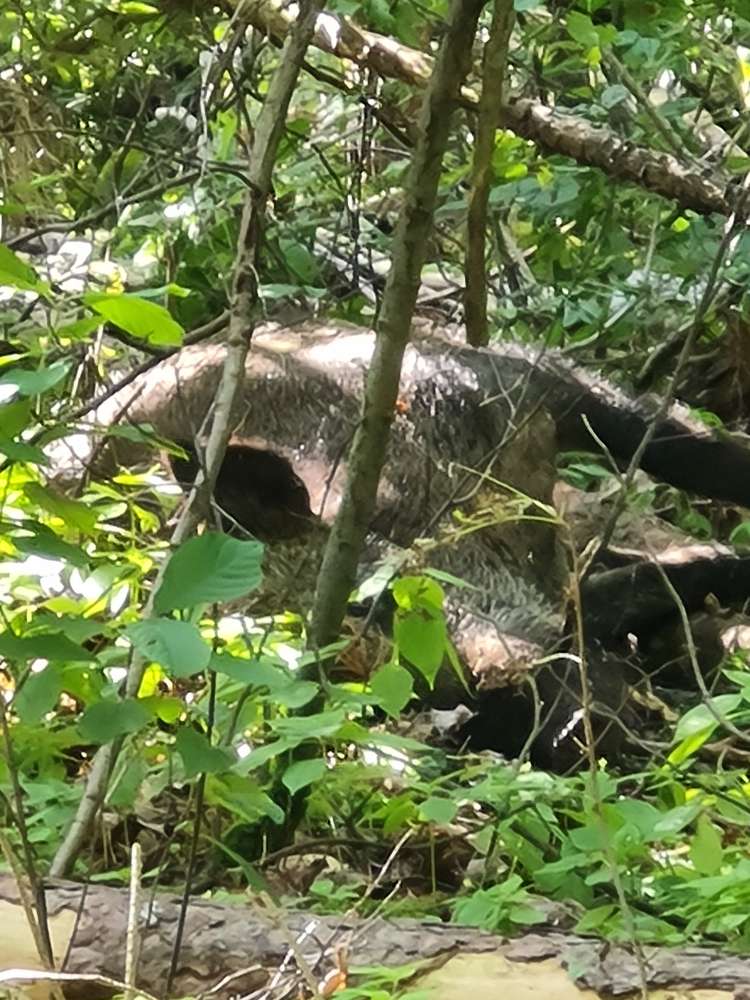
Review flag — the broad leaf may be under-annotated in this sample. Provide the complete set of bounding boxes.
[23,483,99,534]
[0,631,95,663]
[0,362,70,399]
[0,435,47,465]
[175,727,232,778]
[154,534,264,613]
[420,796,458,825]
[85,292,184,346]
[282,758,326,794]
[14,666,62,722]
[0,244,44,292]
[79,698,151,742]
[673,695,742,742]
[370,661,413,717]
[126,619,211,676]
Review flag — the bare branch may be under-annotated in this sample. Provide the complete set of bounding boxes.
[236,0,733,216]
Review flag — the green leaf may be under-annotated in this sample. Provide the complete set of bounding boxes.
[600,84,629,109]
[0,361,70,399]
[85,293,184,346]
[0,435,47,464]
[175,727,233,778]
[0,399,32,437]
[109,757,147,809]
[23,482,99,534]
[690,815,723,875]
[610,798,661,838]
[79,698,151,742]
[652,802,702,838]
[668,727,715,766]
[0,631,95,663]
[140,695,183,724]
[154,534,264,613]
[207,773,285,825]
[126,620,211,677]
[575,904,617,934]
[392,576,447,688]
[730,521,750,548]
[370,661,413,717]
[14,666,62,721]
[0,244,44,291]
[210,653,318,707]
[419,797,458,825]
[392,575,444,613]
[12,526,90,568]
[234,739,294,774]
[54,316,103,342]
[272,708,346,742]
[395,609,446,688]
[566,11,598,48]
[674,694,742,742]
[282,758,326,794]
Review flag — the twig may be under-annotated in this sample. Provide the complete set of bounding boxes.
[0,968,159,1000]
[125,842,143,1000]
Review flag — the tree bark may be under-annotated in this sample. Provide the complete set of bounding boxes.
[309,0,488,646]
[2,875,750,999]
[465,0,516,347]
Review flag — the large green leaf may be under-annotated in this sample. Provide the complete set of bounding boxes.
[272,708,346,741]
[282,758,326,794]
[126,619,211,676]
[12,525,90,568]
[85,292,184,346]
[23,483,99,534]
[0,631,95,663]
[0,435,47,465]
[370,661,413,717]
[154,533,264,613]
[14,666,62,722]
[673,694,742,742]
[0,244,46,292]
[175,727,233,778]
[0,361,70,399]
[79,698,151,742]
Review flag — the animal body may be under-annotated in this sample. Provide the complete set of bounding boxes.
[89,320,750,768]
[169,437,316,542]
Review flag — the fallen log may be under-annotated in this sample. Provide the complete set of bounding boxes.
[2,874,750,999]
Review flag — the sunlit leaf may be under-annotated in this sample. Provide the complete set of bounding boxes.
[85,292,184,346]
[23,483,99,534]
[0,244,45,292]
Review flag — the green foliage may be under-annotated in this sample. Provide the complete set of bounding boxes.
[4,0,750,972]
